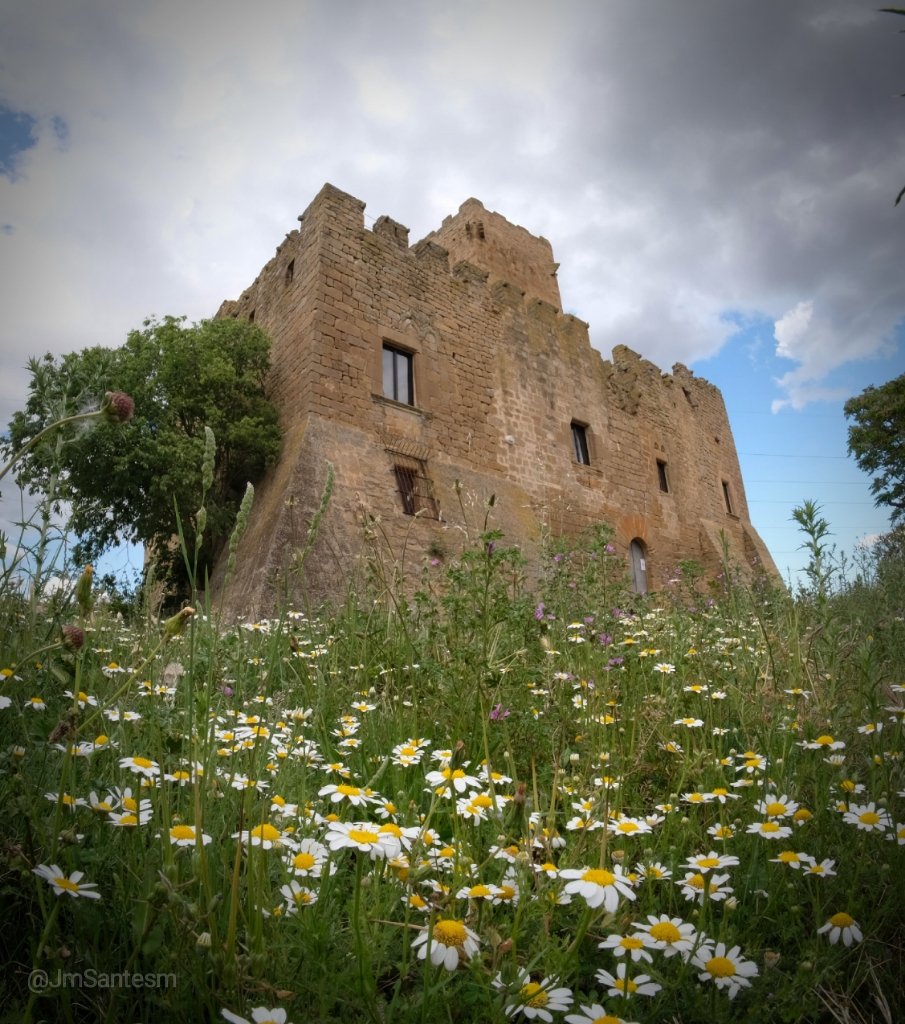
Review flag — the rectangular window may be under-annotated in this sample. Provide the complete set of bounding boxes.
[656,459,669,493]
[382,344,414,405]
[722,480,733,514]
[571,422,590,465]
[392,457,438,518]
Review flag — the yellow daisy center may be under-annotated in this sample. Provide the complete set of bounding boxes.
[615,976,638,993]
[250,824,281,842]
[616,822,639,833]
[650,921,681,943]
[123,797,138,811]
[687,873,705,890]
[591,1017,623,1024]
[347,828,378,845]
[468,884,493,898]
[294,852,316,870]
[620,936,645,949]
[815,734,834,745]
[760,822,781,833]
[858,811,880,826]
[582,868,616,886]
[54,876,79,892]
[777,851,799,863]
[698,857,720,868]
[472,794,494,808]
[829,912,854,927]
[706,956,737,978]
[521,982,548,1008]
[433,919,467,948]
[119,813,138,825]
[766,802,787,816]
[336,784,361,797]
[170,825,196,841]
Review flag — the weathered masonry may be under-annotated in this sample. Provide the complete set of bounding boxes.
[212,183,777,616]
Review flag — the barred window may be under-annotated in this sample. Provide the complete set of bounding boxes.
[392,456,438,518]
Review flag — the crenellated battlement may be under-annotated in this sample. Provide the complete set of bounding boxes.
[211,184,777,616]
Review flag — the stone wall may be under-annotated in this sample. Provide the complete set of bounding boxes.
[211,183,777,617]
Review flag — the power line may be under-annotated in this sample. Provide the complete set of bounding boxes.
[747,479,866,485]
[748,499,875,505]
[738,452,849,459]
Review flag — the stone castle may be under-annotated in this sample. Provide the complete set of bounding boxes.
[212,183,776,616]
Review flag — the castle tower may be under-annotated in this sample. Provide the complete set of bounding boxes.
[211,184,777,616]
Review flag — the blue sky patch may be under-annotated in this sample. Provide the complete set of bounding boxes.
[0,103,38,179]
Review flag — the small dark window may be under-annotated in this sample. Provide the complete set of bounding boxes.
[392,458,438,518]
[722,480,733,514]
[285,259,294,284]
[656,459,669,493]
[248,309,255,323]
[382,344,414,405]
[571,422,590,465]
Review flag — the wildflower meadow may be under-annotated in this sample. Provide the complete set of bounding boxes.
[1,423,903,1022]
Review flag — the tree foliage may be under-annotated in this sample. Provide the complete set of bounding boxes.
[6,316,281,592]
[844,371,905,523]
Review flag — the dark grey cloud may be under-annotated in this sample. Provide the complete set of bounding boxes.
[0,0,901,430]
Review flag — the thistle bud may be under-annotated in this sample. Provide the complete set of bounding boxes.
[61,624,85,651]
[101,391,135,424]
[163,606,195,639]
[74,565,94,619]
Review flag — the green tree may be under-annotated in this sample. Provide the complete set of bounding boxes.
[844,371,905,523]
[6,316,281,595]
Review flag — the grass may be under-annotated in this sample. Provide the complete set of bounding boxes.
[0,508,903,1024]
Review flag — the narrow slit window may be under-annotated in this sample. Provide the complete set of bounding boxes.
[382,344,414,405]
[285,259,295,284]
[571,422,590,465]
[722,480,733,514]
[656,459,669,493]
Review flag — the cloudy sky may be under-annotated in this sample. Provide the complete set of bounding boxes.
[1,0,903,586]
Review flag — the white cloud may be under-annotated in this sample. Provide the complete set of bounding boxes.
[774,300,815,360]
